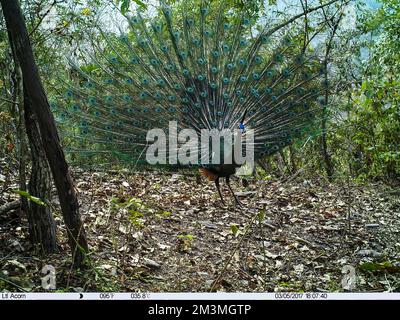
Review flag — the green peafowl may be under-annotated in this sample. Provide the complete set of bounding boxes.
[51,0,328,205]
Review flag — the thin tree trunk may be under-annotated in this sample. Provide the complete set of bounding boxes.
[1,0,88,267]
[10,62,29,216]
[320,59,334,180]
[24,87,57,254]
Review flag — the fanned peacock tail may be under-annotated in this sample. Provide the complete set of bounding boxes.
[50,0,327,168]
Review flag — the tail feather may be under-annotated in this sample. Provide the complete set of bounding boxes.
[50,0,331,166]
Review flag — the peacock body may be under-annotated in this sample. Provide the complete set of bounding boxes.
[51,0,328,204]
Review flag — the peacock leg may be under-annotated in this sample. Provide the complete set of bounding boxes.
[215,178,225,205]
[226,176,243,207]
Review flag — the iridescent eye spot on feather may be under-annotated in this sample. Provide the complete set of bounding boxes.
[197,74,205,81]
[223,23,230,30]
[239,39,247,46]
[138,39,147,47]
[283,69,291,77]
[204,30,212,37]
[275,54,284,62]
[261,35,269,44]
[211,66,218,74]
[266,70,274,78]
[72,104,80,112]
[210,83,217,89]
[295,55,304,64]
[152,24,162,32]
[222,77,230,84]
[166,64,175,71]
[185,18,194,26]
[192,38,200,46]
[131,16,140,24]
[88,97,96,105]
[302,71,311,80]
[130,57,139,64]
[65,90,73,98]
[183,69,190,76]
[200,7,209,15]
[227,63,234,70]
[139,92,147,99]
[163,8,172,17]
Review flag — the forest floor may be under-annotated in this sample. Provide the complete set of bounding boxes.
[1,169,400,293]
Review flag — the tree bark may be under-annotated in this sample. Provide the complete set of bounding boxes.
[320,59,334,180]
[24,87,58,254]
[1,0,88,267]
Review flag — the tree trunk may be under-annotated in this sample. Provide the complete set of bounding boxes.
[1,0,88,267]
[10,61,29,217]
[24,87,57,254]
[320,59,334,181]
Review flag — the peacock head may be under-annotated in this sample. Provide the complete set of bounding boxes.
[239,122,245,133]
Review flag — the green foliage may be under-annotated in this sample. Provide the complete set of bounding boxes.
[12,190,46,206]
